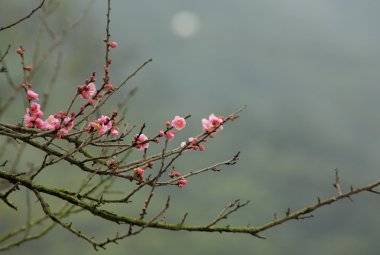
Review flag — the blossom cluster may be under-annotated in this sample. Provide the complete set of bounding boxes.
[23,88,75,138]
[86,115,119,136]
[19,46,228,190]
[23,81,120,138]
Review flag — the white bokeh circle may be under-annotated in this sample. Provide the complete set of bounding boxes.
[171,11,200,39]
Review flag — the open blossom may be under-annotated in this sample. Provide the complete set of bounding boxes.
[171,115,186,130]
[135,133,149,150]
[78,83,96,99]
[59,117,74,134]
[24,114,34,128]
[202,113,224,133]
[88,115,113,135]
[24,114,44,129]
[27,90,39,101]
[27,102,43,118]
[44,115,61,131]
[177,178,187,188]
[133,167,145,178]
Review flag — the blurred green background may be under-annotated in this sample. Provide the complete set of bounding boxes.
[1,0,380,254]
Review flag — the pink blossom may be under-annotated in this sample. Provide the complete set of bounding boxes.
[27,90,39,101]
[177,178,187,188]
[99,124,110,135]
[24,114,35,128]
[110,127,119,137]
[24,113,45,129]
[27,102,43,118]
[133,167,145,178]
[88,115,113,135]
[209,114,224,130]
[135,133,149,150]
[201,118,213,132]
[44,115,61,131]
[35,118,45,129]
[165,130,176,141]
[158,130,165,137]
[202,113,224,132]
[59,117,74,135]
[171,115,186,130]
[78,83,96,99]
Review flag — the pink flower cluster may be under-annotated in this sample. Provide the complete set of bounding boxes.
[134,115,187,151]
[168,171,187,188]
[202,113,224,133]
[87,115,119,136]
[177,178,187,188]
[78,83,96,99]
[134,134,149,150]
[23,90,75,137]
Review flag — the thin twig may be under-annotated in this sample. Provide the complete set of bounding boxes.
[0,0,46,31]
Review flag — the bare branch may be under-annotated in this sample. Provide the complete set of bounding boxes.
[0,0,46,31]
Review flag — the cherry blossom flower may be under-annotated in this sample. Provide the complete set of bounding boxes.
[78,83,96,99]
[35,118,45,129]
[202,113,224,133]
[27,90,39,101]
[44,115,60,131]
[88,115,113,135]
[110,127,119,137]
[24,114,34,128]
[24,113,45,129]
[171,115,186,130]
[27,102,43,118]
[58,117,74,135]
[209,114,224,130]
[135,133,149,150]
[133,167,145,178]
